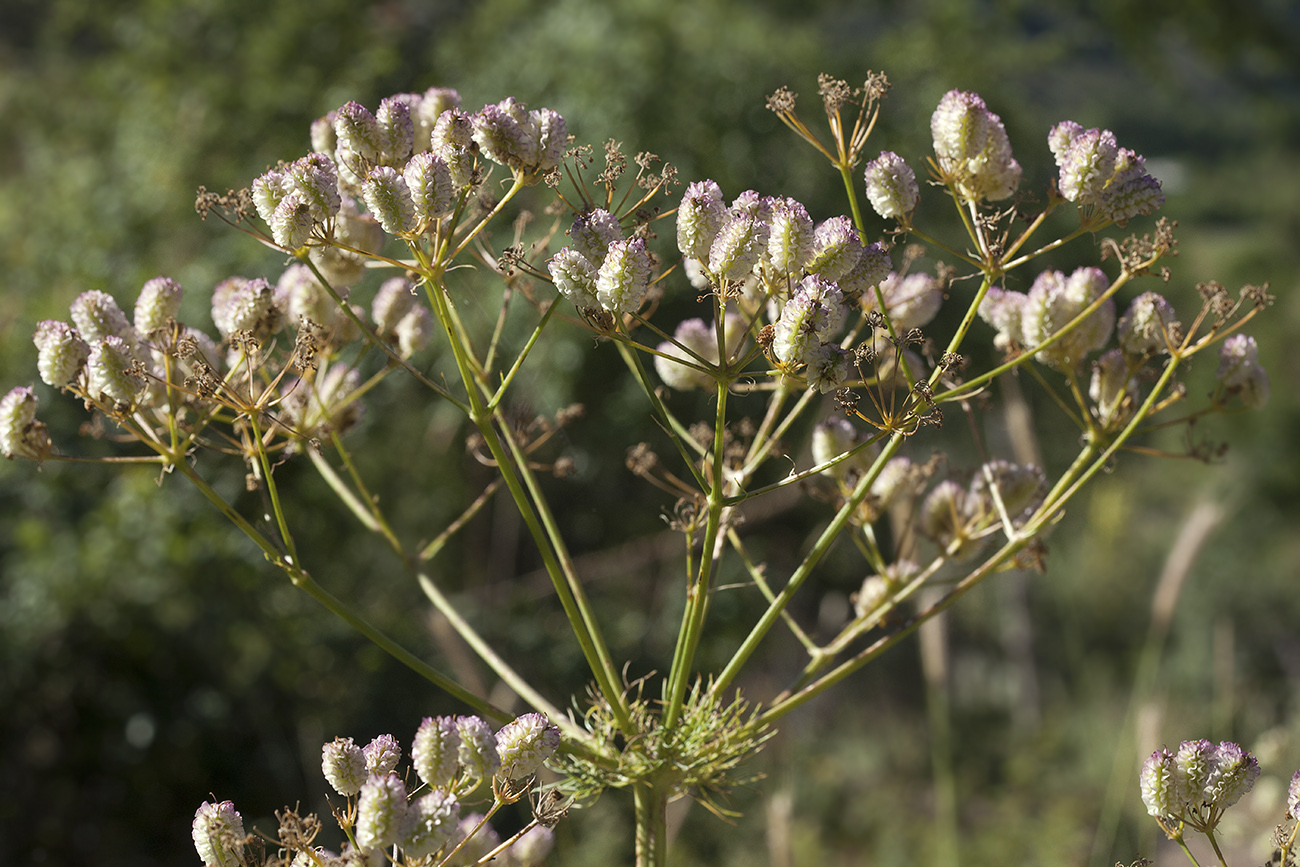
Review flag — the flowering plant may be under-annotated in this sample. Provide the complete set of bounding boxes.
[1,73,1284,866]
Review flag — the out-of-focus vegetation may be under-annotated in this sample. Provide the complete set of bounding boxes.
[1,1,1298,865]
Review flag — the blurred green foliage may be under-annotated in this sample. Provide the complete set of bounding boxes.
[2,0,1299,865]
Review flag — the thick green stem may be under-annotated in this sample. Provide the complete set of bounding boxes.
[634,784,669,867]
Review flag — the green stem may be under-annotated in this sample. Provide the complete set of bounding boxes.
[634,783,669,867]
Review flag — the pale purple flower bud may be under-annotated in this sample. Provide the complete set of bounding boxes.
[87,336,144,405]
[596,237,652,314]
[683,257,710,291]
[772,275,845,366]
[364,734,402,776]
[71,289,135,346]
[213,276,279,339]
[400,789,461,860]
[445,813,500,867]
[838,241,892,297]
[456,716,501,782]
[532,107,568,172]
[355,773,409,852]
[1140,748,1177,817]
[284,153,342,223]
[968,460,1046,525]
[373,277,417,335]
[765,197,814,276]
[1022,267,1114,370]
[495,712,561,781]
[931,90,990,171]
[871,456,921,511]
[655,318,716,391]
[334,101,383,164]
[807,342,852,393]
[1047,120,1084,166]
[403,152,453,220]
[812,416,876,482]
[1287,769,1300,820]
[1118,292,1178,356]
[676,180,726,262]
[413,716,462,789]
[310,112,337,155]
[1089,349,1138,430]
[978,285,1027,351]
[192,801,245,867]
[376,95,414,163]
[252,169,288,225]
[854,575,892,619]
[870,272,943,332]
[966,113,1021,201]
[1099,148,1164,224]
[309,197,386,289]
[807,216,862,282]
[432,109,476,191]
[270,192,315,250]
[1173,738,1215,811]
[1057,127,1118,204]
[362,166,416,235]
[548,248,600,310]
[730,189,773,219]
[287,364,365,439]
[278,263,336,330]
[709,208,768,281]
[864,151,919,220]
[134,276,183,335]
[1217,334,1269,408]
[1203,741,1259,809]
[473,98,539,170]
[919,479,968,551]
[33,320,89,388]
[0,387,50,461]
[395,305,433,359]
[570,209,624,267]
[322,736,367,796]
[413,87,462,146]
[511,825,555,867]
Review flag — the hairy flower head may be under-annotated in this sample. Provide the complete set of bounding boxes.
[192,800,245,867]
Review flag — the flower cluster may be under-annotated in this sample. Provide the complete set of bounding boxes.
[547,208,653,316]
[1049,120,1164,225]
[929,89,1022,203]
[1139,739,1261,835]
[199,713,561,867]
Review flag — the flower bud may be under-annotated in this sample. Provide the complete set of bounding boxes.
[978,285,1027,352]
[413,87,462,147]
[511,825,555,867]
[1173,738,1214,811]
[71,290,137,347]
[270,192,315,250]
[310,112,337,155]
[871,456,922,513]
[1021,267,1114,370]
[708,208,767,282]
[548,248,600,310]
[965,113,1021,201]
[413,715,461,789]
[812,416,876,482]
[281,363,364,440]
[772,275,845,367]
[967,460,1046,526]
[192,800,245,867]
[404,152,453,221]
[931,90,990,171]
[334,101,383,164]
[676,180,726,263]
[1118,292,1178,356]
[322,736,367,796]
[0,387,50,461]
[806,342,851,393]
[864,151,919,220]
[432,108,476,191]
[1287,768,1300,820]
[1203,741,1259,810]
[252,169,288,225]
[395,305,433,359]
[1139,748,1177,817]
[364,734,402,776]
[765,197,814,276]
[595,237,652,315]
[355,773,409,852]
[1089,349,1138,431]
[373,277,418,335]
[473,98,539,171]
[1216,334,1269,408]
[132,277,184,337]
[87,336,144,405]
[309,197,386,289]
[495,712,561,781]
[278,263,338,331]
[838,242,892,297]
[400,789,460,860]
[445,813,500,867]
[1047,120,1084,165]
[654,318,716,391]
[570,209,624,268]
[806,216,861,283]
[362,166,416,236]
[870,272,943,332]
[1056,127,1118,205]
[212,276,281,339]
[376,95,414,164]
[456,716,501,782]
[1099,149,1165,224]
[532,107,568,173]
[33,320,90,388]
